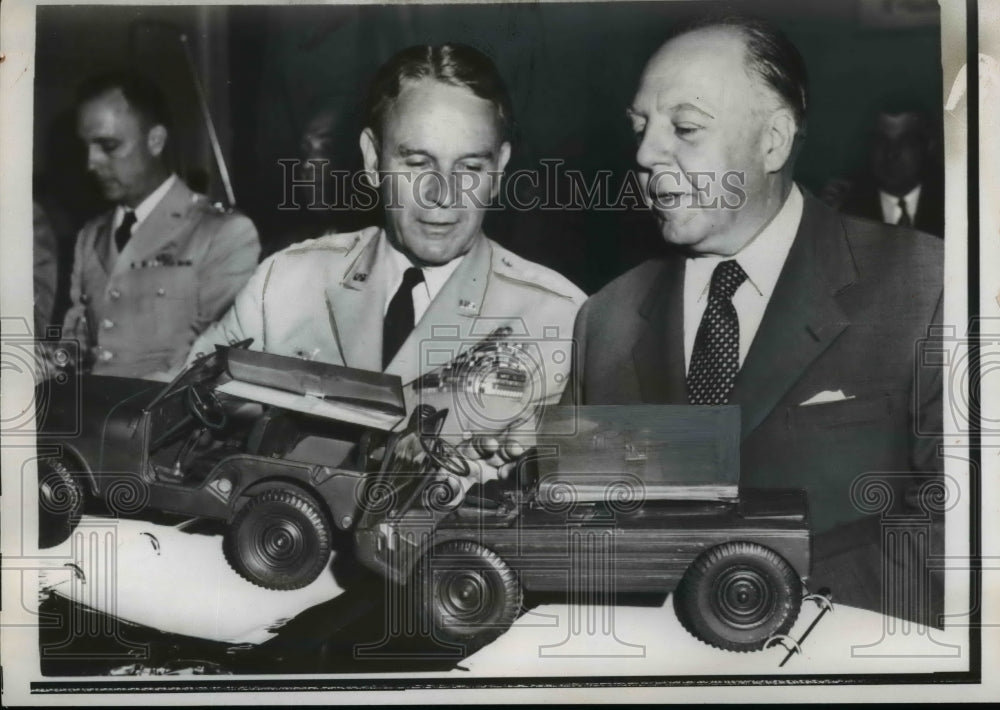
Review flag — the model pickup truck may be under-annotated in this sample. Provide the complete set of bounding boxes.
[350,404,811,653]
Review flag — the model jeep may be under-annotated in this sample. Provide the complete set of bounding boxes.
[348,404,811,653]
[35,342,407,591]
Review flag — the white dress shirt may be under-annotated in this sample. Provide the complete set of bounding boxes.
[110,173,178,253]
[683,185,804,372]
[879,184,921,226]
[381,235,465,323]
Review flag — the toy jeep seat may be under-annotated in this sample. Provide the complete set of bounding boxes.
[536,405,741,503]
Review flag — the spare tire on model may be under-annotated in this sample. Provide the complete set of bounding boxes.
[223,486,331,590]
[673,541,802,652]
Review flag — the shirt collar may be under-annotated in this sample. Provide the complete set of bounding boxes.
[879,184,922,221]
[380,232,466,302]
[116,174,177,228]
[687,184,804,302]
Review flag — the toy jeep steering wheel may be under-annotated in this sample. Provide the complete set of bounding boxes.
[186,383,227,430]
[410,406,471,477]
[420,432,472,477]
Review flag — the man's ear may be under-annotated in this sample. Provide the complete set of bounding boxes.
[147,125,168,157]
[490,141,512,199]
[762,108,797,174]
[359,127,380,186]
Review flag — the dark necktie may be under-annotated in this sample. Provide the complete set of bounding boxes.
[687,260,748,405]
[896,197,912,228]
[115,210,137,252]
[382,267,425,369]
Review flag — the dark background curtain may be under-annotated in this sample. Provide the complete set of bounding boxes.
[33,0,943,317]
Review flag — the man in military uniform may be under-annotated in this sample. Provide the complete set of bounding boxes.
[63,72,260,378]
[190,45,584,418]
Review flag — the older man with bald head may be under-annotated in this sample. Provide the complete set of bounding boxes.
[567,16,944,627]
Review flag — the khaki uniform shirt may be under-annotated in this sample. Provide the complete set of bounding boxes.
[189,227,585,433]
[63,179,260,378]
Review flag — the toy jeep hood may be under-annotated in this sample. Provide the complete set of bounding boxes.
[536,405,741,502]
[35,344,407,456]
[215,347,405,430]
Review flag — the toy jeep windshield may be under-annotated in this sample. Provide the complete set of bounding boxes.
[351,404,811,653]
[36,343,407,590]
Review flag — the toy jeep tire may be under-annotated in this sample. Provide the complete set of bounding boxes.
[416,540,522,652]
[224,487,331,590]
[38,456,84,549]
[673,541,801,652]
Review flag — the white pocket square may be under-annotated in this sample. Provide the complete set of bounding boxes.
[799,389,855,407]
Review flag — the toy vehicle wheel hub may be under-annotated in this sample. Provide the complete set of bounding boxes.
[441,571,490,618]
[256,519,304,562]
[713,566,774,628]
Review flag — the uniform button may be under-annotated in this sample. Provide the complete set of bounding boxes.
[157,288,166,297]
[110,289,121,300]
[102,319,114,329]
[99,350,114,362]
[81,294,91,305]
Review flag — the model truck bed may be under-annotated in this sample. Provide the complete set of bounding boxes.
[536,405,741,502]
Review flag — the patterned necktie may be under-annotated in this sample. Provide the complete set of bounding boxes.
[382,267,425,369]
[896,197,912,228]
[687,260,748,405]
[114,210,137,252]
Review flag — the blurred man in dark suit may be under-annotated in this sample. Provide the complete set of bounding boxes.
[567,16,944,626]
[826,99,944,237]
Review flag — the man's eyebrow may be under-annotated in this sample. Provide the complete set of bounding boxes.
[397,145,430,157]
[665,102,716,120]
[396,143,496,160]
[397,145,496,161]
[456,150,496,161]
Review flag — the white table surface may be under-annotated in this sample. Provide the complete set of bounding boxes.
[38,515,970,677]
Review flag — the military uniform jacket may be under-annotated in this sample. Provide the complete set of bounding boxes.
[190,227,585,419]
[63,179,260,378]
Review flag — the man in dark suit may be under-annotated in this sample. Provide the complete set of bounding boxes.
[567,16,944,626]
[832,100,944,238]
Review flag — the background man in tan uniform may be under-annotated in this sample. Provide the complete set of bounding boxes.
[63,72,260,378]
[190,45,584,422]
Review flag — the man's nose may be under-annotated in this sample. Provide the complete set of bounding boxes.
[85,145,105,171]
[422,170,460,208]
[635,121,676,171]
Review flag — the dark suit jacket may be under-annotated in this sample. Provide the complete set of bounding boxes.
[840,174,945,238]
[568,193,944,623]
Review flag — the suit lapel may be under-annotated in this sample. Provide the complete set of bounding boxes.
[386,235,491,385]
[324,227,384,371]
[632,255,687,403]
[113,180,193,276]
[729,193,857,437]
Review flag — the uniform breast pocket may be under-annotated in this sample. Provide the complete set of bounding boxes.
[787,392,895,430]
[136,267,199,344]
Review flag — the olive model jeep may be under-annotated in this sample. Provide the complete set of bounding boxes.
[35,342,407,591]
[348,404,811,654]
